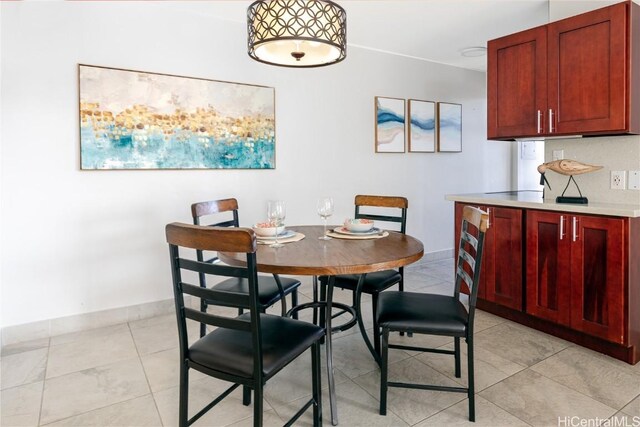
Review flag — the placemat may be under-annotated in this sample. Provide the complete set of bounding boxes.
[257,232,305,245]
[325,230,389,240]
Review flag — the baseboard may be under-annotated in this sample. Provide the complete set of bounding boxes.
[419,248,454,264]
[1,298,175,347]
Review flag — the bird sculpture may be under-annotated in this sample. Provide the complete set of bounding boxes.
[537,159,603,204]
[537,159,603,176]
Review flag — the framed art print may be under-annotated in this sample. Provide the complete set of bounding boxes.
[437,102,462,152]
[375,96,405,153]
[408,99,436,153]
[79,64,275,170]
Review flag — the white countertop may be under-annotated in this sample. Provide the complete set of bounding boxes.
[445,192,640,217]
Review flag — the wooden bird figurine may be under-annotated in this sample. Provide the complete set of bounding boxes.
[537,159,603,176]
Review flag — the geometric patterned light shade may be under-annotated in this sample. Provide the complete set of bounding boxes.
[247,0,347,68]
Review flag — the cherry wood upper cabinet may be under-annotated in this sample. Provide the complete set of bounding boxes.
[488,27,547,139]
[487,0,640,140]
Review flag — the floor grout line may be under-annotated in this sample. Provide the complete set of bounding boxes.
[36,338,50,427]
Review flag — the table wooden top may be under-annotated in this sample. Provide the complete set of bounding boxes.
[218,225,424,275]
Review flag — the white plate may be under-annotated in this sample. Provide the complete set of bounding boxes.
[332,226,381,236]
[255,229,296,240]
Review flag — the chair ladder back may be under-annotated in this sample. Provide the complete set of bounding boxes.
[192,199,240,228]
[354,195,408,234]
[454,207,488,306]
[166,224,262,341]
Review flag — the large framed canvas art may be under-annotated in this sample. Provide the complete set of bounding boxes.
[79,65,276,170]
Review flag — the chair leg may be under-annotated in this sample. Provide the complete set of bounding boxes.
[454,337,461,378]
[199,301,207,338]
[379,328,389,415]
[243,385,252,406]
[179,361,189,427]
[467,336,475,422]
[291,289,299,320]
[253,384,263,427]
[371,293,381,356]
[311,341,322,426]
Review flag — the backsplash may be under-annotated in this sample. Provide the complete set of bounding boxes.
[544,135,640,205]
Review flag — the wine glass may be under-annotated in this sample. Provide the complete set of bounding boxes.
[317,197,334,240]
[267,200,286,248]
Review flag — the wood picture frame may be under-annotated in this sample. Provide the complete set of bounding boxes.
[375,96,406,153]
[408,99,436,153]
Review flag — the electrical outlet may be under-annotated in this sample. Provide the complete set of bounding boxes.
[629,171,640,190]
[552,150,564,161]
[611,170,626,190]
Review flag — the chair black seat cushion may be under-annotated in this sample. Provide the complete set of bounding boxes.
[189,313,324,380]
[210,276,301,308]
[377,292,469,337]
[319,270,402,294]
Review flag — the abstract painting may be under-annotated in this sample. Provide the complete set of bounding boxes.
[408,99,436,153]
[79,64,275,170]
[437,102,462,152]
[375,96,405,153]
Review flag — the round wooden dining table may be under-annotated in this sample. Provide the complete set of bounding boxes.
[219,225,424,425]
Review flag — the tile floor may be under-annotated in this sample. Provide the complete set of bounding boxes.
[2,259,639,426]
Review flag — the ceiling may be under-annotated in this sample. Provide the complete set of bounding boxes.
[196,0,551,72]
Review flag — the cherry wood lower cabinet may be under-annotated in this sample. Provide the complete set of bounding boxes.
[527,211,625,344]
[453,202,640,364]
[454,203,523,309]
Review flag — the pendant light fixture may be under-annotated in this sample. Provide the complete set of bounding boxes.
[247,0,347,68]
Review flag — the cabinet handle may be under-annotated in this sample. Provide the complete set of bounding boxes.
[559,215,565,240]
[548,109,554,133]
[537,110,543,134]
[487,208,491,228]
[572,216,578,242]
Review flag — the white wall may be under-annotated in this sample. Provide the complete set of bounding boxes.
[0,2,510,328]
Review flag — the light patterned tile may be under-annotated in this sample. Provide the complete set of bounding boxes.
[153,376,271,426]
[330,331,410,379]
[130,318,199,356]
[417,341,526,391]
[263,347,349,409]
[0,381,43,426]
[47,329,138,379]
[274,379,407,427]
[140,347,205,393]
[415,395,530,426]
[474,322,569,366]
[621,395,640,417]
[49,323,129,346]
[44,395,162,426]
[1,337,49,357]
[353,357,466,425]
[40,358,150,425]
[479,369,616,426]
[226,409,284,427]
[0,348,47,390]
[531,346,640,409]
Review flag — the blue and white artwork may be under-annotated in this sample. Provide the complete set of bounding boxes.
[375,97,405,153]
[79,65,275,170]
[437,102,462,152]
[408,99,436,152]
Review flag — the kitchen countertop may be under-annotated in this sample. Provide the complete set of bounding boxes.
[445,191,640,218]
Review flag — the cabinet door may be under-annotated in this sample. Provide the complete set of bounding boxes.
[526,211,572,325]
[570,215,626,343]
[484,207,523,310]
[548,2,628,134]
[488,26,547,139]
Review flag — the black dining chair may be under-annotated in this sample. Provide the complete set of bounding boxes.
[166,223,323,427]
[318,195,407,353]
[376,206,489,422]
[191,198,301,337]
